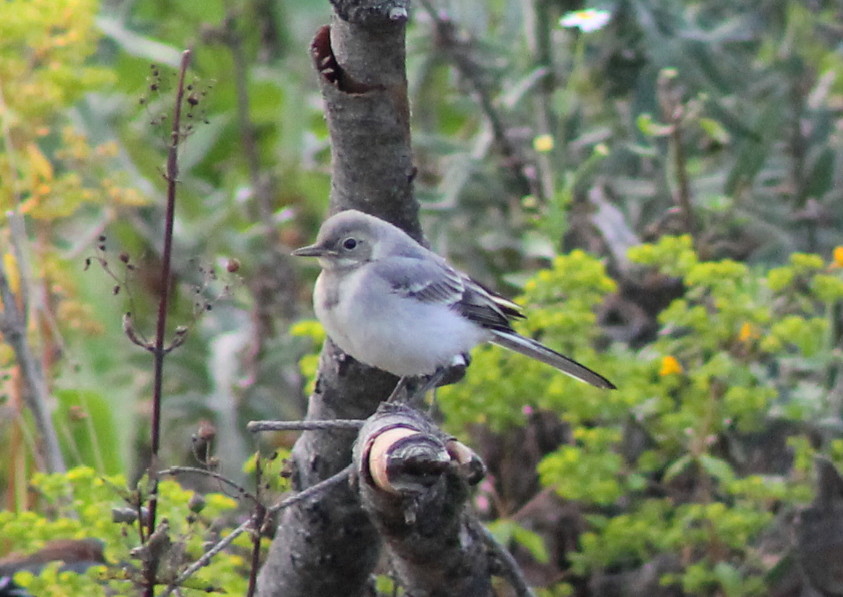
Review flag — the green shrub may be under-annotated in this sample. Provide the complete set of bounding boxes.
[0,466,252,595]
[439,236,843,594]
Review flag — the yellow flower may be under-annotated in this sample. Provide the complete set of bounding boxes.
[832,246,843,268]
[521,195,538,209]
[738,322,758,343]
[533,134,555,153]
[659,355,683,377]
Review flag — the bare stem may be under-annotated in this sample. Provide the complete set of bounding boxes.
[246,452,265,597]
[669,118,695,238]
[159,465,259,505]
[658,71,695,239]
[418,0,536,199]
[142,48,192,597]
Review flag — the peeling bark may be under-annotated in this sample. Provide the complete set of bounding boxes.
[353,403,494,597]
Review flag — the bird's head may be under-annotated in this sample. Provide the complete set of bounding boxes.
[292,210,390,270]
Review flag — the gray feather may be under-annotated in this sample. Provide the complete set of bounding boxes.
[490,331,616,389]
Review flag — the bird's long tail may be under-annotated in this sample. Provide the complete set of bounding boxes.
[490,331,616,389]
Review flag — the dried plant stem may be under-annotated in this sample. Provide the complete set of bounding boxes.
[142,48,192,597]
[246,453,265,597]
[0,84,65,477]
[669,118,695,238]
[159,465,260,505]
[418,0,536,200]
[0,258,65,474]
[658,71,696,240]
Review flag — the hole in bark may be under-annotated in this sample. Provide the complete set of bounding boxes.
[310,25,382,95]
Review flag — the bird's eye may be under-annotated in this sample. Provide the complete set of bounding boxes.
[342,238,358,250]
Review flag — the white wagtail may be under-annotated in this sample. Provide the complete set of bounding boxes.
[292,210,615,390]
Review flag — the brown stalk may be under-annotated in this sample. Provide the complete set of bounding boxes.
[142,48,192,597]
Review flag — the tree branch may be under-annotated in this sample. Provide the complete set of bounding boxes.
[0,255,65,473]
[354,403,504,596]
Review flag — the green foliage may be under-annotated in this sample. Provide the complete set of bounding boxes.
[486,519,550,564]
[0,0,110,124]
[289,319,327,394]
[12,563,110,597]
[439,252,618,431]
[439,235,843,593]
[54,390,123,474]
[538,429,625,505]
[0,466,249,595]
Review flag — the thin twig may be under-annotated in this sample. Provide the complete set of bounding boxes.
[527,0,557,202]
[266,463,354,516]
[160,464,354,596]
[159,517,252,597]
[418,0,537,199]
[245,452,264,597]
[246,419,366,432]
[479,523,537,597]
[0,82,65,474]
[658,71,695,240]
[159,466,259,505]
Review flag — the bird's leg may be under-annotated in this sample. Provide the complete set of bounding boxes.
[386,354,470,406]
[385,376,411,403]
[386,373,443,407]
[406,367,448,408]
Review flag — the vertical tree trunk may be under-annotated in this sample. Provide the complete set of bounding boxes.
[257,2,416,595]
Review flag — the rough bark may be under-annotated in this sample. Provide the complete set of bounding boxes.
[256,1,417,595]
[313,3,422,241]
[256,342,394,596]
[353,403,494,597]
[794,458,843,596]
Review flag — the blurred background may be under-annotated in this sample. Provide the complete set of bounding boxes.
[1,0,842,594]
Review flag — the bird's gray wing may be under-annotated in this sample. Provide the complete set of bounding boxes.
[371,256,523,332]
[371,256,616,389]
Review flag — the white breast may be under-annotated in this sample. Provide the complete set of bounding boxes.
[314,267,489,376]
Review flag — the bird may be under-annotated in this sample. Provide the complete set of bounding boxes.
[292,210,615,390]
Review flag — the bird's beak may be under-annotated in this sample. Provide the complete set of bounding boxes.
[292,244,331,258]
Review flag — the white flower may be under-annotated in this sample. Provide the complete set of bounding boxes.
[559,8,611,33]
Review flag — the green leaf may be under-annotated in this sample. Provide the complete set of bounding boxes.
[664,454,693,482]
[698,454,735,483]
[486,519,550,563]
[698,117,730,144]
[96,16,183,67]
[55,389,123,474]
[511,524,550,564]
[636,113,673,137]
